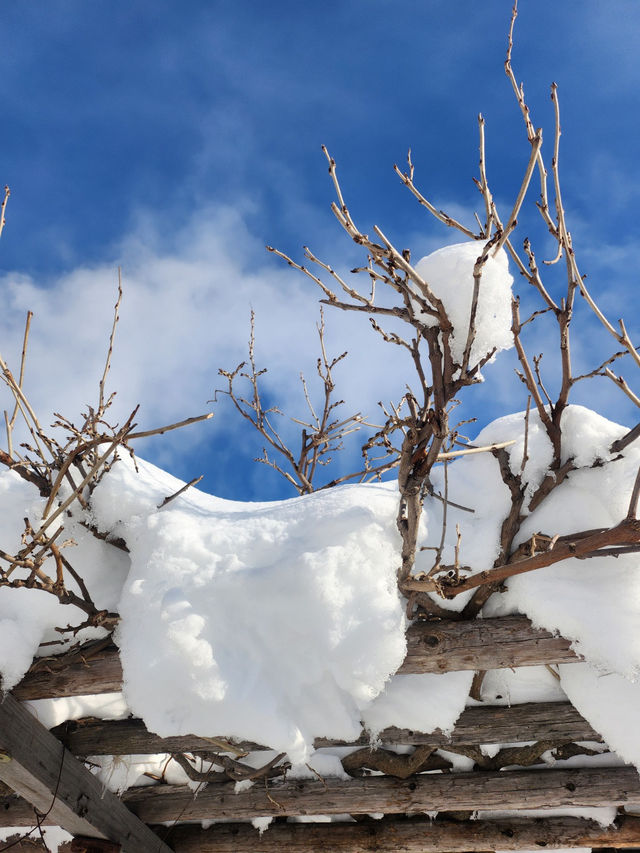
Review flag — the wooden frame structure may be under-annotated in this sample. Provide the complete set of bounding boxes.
[1,615,639,852]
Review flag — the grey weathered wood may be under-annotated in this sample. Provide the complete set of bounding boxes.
[0,692,171,853]
[399,614,580,673]
[12,639,122,701]
[164,814,640,852]
[52,701,600,756]
[320,700,600,748]
[13,616,579,701]
[0,794,55,826]
[123,766,640,822]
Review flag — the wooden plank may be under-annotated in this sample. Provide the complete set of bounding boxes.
[399,614,580,673]
[0,692,172,853]
[317,700,601,748]
[0,793,54,826]
[13,616,579,701]
[51,701,600,756]
[165,814,640,852]
[123,766,640,822]
[13,639,122,701]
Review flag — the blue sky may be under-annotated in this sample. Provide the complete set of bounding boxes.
[0,1,639,500]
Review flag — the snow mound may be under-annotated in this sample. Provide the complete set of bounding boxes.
[479,406,640,679]
[93,458,407,763]
[362,671,474,739]
[0,470,129,691]
[436,404,640,769]
[413,240,514,367]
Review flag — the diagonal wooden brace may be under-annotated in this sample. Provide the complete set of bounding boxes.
[0,692,171,853]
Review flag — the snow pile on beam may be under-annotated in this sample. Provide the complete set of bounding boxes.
[92,459,409,762]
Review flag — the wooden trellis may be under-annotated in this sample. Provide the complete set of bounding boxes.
[1,615,639,852]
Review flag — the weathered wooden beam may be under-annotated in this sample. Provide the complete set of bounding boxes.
[399,614,579,673]
[51,701,599,756]
[13,616,579,701]
[164,814,640,853]
[0,793,54,826]
[123,767,640,823]
[0,692,172,852]
[13,638,122,701]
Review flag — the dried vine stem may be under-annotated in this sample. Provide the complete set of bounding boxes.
[269,106,546,603]
[0,185,9,240]
[264,1,640,620]
[0,272,212,632]
[217,309,397,494]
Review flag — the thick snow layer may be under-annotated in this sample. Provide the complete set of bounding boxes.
[94,457,407,763]
[413,240,514,367]
[560,663,640,770]
[479,407,640,680]
[25,692,129,730]
[1,400,639,776]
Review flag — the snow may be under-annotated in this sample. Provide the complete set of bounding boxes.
[362,671,474,739]
[469,666,567,706]
[0,258,639,843]
[0,826,73,848]
[25,692,129,730]
[417,404,640,769]
[0,398,639,777]
[95,458,408,763]
[413,240,514,368]
[559,663,640,770]
[476,407,640,679]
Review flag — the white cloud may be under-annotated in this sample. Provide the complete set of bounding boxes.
[0,203,415,491]
[3,197,628,500]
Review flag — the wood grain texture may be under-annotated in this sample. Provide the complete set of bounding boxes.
[164,814,640,852]
[399,614,579,673]
[51,701,600,756]
[123,767,640,822]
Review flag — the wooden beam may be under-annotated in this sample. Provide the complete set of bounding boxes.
[316,700,601,748]
[399,614,580,673]
[51,701,600,756]
[164,814,640,852]
[0,692,172,853]
[13,616,579,701]
[123,767,640,823]
[13,638,122,701]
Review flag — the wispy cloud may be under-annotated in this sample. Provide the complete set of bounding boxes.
[0,203,415,496]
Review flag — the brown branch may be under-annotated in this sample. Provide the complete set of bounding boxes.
[612,421,640,453]
[422,516,640,598]
[393,151,478,239]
